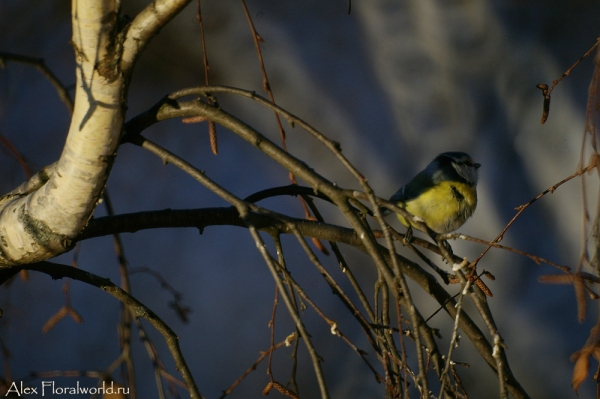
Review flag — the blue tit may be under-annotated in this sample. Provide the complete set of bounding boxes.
[389,151,480,234]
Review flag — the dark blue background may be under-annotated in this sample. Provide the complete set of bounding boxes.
[1,1,599,397]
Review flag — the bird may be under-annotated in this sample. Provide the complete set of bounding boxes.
[388,151,480,236]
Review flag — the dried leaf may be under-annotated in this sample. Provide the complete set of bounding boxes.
[482,270,496,281]
[571,349,591,393]
[42,306,83,333]
[268,381,298,399]
[67,307,84,324]
[262,381,273,395]
[288,171,297,184]
[539,273,589,322]
[311,237,330,256]
[42,307,69,333]
[474,277,493,297]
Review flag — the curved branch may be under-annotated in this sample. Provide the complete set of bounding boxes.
[0,52,74,113]
[118,92,530,398]
[77,206,529,398]
[122,94,400,296]
[121,0,192,74]
[247,225,330,398]
[0,2,194,267]
[0,261,204,399]
[169,86,362,181]
[0,1,126,265]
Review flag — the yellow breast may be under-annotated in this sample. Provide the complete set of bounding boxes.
[396,181,477,234]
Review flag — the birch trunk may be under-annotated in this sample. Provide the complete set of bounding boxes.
[0,0,191,266]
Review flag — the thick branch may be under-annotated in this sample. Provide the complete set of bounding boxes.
[121,0,192,74]
[0,1,125,265]
[77,207,528,398]
[0,1,193,266]
[119,91,529,397]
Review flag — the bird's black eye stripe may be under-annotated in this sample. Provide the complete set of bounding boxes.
[451,185,465,201]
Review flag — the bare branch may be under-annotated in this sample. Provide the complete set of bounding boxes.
[121,0,192,74]
[0,52,74,113]
[0,261,204,399]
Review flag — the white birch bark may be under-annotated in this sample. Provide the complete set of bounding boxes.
[0,0,191,266]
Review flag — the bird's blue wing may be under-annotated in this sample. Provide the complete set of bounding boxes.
[389,170,434,203]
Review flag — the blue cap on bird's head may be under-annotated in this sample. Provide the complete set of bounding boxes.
[429,152,480,186]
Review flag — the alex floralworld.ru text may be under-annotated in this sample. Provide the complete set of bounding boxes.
[5,380,129,396]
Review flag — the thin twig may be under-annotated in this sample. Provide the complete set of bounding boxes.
[129,134,329,397]
[219,336,295,398]
[377,213,429,394]
[168,86,364,182]
[578,44,600,274]
[286,225,383,381]
[112,90,531,398]
[195,0,218,154]
[134,317,167,399]
[0,52,74,113]
[439,280,471,398]
[239,0,287,151]
[537,38,600,124]
[13,262,204,399]
[447,233,570,272]
[295,191,376,324]
[103,191,137,399]
[247,225,329,399]
[471,154,599,270]
[266,237,281,381]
